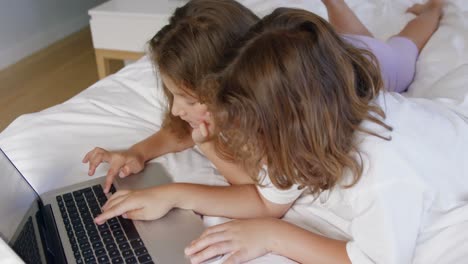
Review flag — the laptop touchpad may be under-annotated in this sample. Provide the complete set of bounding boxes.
[115,162,173,190]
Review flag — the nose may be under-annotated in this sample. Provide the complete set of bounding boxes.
[171,99,186,117]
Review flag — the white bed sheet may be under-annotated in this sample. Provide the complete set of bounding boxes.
[1,0,467,263]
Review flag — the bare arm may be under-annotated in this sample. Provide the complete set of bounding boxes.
[130,127,194,161]
[83,127,194,193]
[186,218,351,264]
[173,183,291,219]
[95,183,292,224]
[268,219,350,264]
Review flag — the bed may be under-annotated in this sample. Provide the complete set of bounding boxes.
[1,0,467,263]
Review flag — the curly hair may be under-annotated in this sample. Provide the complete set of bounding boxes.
[148,0,259,138]
[205,8,392,193]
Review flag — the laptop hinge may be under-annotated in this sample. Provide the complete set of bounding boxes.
[36,201,68,264]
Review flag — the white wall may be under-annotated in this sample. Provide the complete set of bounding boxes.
[0,0,107,70]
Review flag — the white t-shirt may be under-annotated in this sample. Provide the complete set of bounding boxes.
[257,92,468,263]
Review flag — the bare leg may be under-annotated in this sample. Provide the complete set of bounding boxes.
[322,0,373,37]
[397,0,445,51]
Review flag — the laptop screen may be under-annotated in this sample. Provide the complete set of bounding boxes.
[0,149,40,243]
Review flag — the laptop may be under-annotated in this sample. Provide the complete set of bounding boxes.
[0,148,205,263]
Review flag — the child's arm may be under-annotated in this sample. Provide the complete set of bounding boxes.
[94,183,293,225]
[172,184,292,218]
[129,128,194,161]
[83,127,194,193]
[186,218,351,264]
[187,180,428,264]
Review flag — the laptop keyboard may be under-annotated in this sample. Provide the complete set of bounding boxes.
[13,216,42,264]
[56,184,154,264]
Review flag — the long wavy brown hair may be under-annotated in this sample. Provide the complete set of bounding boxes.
[205,8,392,193]
[148,0,258,137]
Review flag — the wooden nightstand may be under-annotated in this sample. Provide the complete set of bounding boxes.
[88,0,186,79]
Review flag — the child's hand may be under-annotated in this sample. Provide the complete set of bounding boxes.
[82,147,145,194]
[191,112,216,145]
[94,186,175,225]
[185,219,275,264]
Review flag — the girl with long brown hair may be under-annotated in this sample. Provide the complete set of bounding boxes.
[82,0,260,192]
[184,4,468,264]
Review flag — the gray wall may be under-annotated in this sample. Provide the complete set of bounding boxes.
[0,0,107,70]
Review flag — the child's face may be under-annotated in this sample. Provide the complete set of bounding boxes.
[161,73,209,128]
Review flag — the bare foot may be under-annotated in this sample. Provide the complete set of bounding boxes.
[407,0,445,16]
